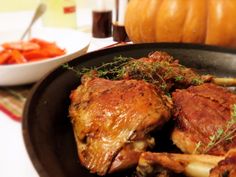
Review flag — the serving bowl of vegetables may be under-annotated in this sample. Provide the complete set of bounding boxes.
[0,27,90,86]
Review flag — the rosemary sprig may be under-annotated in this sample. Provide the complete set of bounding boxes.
[196,104,236,154]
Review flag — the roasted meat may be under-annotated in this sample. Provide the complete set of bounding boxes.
[210,149,236,177]
[136,149,236,177]
[69,76,172,175]
[136,151,224,177]
[122,51,210,92]
[67,51,236,176]
[171,83,236,155]
[122,51,236,91]
[77,51,236,92]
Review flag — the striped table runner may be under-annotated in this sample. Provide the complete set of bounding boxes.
[0,85,32,121]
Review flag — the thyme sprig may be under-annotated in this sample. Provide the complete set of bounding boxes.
[125,60,167,88]
[191,78,204,85]
[195,104,236,154]
[63,56,132,79]
[193,141,202,154]
[63,56,169,90]
[63,55,203,93]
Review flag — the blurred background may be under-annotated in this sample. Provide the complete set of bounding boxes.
[0,0,115,31]
[0,0,114,11]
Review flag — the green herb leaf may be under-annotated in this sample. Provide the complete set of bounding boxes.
[191,78,204,85]
[200,104,236,154]
[193,141,202,154]
[175,76,184,82]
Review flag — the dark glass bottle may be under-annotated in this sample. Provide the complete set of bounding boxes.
[112,22,129,42]
[92,10,112,38]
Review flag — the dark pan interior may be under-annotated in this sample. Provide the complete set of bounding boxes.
[22,43,236,177]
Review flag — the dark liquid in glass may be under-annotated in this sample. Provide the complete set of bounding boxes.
[92,10,112,38]
[112,23,130,42]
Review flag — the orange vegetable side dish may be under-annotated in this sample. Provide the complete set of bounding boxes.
[0,38,66,65]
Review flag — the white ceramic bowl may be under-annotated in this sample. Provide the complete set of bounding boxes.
[0,27,91,86]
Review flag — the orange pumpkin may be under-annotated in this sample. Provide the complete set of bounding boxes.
[125,0,236,48]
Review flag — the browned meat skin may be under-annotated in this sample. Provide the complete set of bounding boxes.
[210,149,236,177]
[69,76,172,175]
[148,51,175,63]
[172,83,236,155]
[122,51,210,92]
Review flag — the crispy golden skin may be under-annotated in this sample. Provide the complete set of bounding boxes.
[69,76,172,175]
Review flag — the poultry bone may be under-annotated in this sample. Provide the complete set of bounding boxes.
[136,149,236,177]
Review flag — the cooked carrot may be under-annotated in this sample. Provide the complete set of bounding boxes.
[24,46,65,59]
[2,41,40,51]
[10,50,27,64]
[6,57,16,64]
[30,38,54,48]
[42,45,66,57]
[30,38,65,54]
[22,49,48,60]
[0,50,11,64]
[0,38,65,65]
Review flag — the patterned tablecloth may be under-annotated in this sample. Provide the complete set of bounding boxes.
[0,85,31,121]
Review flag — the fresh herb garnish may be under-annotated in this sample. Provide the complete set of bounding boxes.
[125,60,167,88]
[193,141,202,154]
[62,56,132,79]
[63,55,203,93]
[175,76,184,82]
[195,104,236,154]
[62,56,168,90]
[191,78,204,85]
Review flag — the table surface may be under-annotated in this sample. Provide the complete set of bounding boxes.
[0,10,118,177]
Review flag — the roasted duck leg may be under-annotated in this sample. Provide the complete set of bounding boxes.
[67,51,236,176]
[171,83,236,155]
[122,51,208,92]
[69,76,172,175]
[136,152,223,177]
[122,51,236,92]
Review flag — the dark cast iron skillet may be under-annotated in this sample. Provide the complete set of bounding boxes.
[22,43,236,177]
